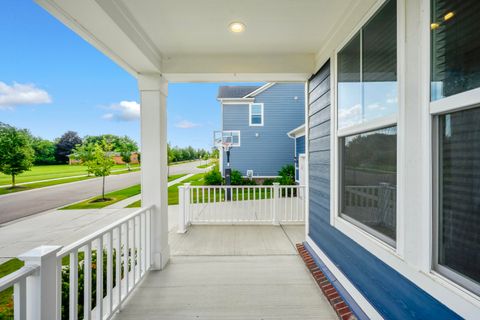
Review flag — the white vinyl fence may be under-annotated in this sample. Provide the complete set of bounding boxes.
[0,206,153,320]
[177,182,306,232]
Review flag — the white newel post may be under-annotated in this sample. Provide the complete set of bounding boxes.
[18,245,62,320]
[138,74,170,270]
[184,183,191,226]
[272,183,280,225]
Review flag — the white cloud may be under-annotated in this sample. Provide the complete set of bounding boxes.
[175,120,200,129]
[0,81,52,109]
[102,100,140,121]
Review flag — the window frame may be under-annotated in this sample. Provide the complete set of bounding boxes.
[428,0,480,297]
[249,103,264,126]
[333,0,402,250]
[222,130,241,147]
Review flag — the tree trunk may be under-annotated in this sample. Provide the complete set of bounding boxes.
[11,174,15,188]
[102,175,106,200]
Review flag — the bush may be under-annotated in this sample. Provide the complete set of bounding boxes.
[204,166,223,185]
[241,178,257,185]
[262,178,275,185]
[230,169,243,185]
[277,164,295,185]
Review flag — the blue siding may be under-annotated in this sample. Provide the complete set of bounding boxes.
[222,83,305,176]
[307,61,461,319]
[295,135,305,181]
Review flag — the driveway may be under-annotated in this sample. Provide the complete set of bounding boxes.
[0,160,207,224]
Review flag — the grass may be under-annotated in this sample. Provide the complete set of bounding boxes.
[0,258,24,313]
[127,173,205,208]
[61,185,141,209]
[0,164,140,196]
[0,164,140,186]
[196,163,212,169]
[59,174,187,210]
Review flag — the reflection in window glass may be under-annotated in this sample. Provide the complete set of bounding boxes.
[363,0,397,122]
[337,0,397,129]
[431,0,480,100]
[338,33,362,128]
[438,108,480,293]
[341,127,397,244]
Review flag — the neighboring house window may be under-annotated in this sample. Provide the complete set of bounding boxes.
[431,0,480,295]
[337,0,397,246]
[249,103,264,126]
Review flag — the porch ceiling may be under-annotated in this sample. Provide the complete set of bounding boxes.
[36,0,376,81]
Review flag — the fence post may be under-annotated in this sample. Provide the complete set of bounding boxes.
[18,245,62,320]
[177,185,186,233]
[272,183,280,225]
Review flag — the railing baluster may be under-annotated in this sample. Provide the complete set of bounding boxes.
[69,250,78,320]
[56,259,62,320]
[116,226,121,310]
[96,237,103,320]
[132,218,136,285]
[14,277,26,320]
[107,231,113,316]
[84,243,92,320]
[123,222,129,295]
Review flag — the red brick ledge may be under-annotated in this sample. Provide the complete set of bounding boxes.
[297,243,357,320]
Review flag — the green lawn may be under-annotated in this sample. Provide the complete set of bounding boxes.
[127,173,205,208]
[196,163,212,169]
[60,174,187,210]
[0,258,24,316]
[0,164,139,186]
[0,165,140,196]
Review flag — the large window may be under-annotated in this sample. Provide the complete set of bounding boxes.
[431,0,480,100]
[337,0,397,129]
[436,108,480,295]
[431,0,480,296]
[249,103,263,126]
[341,127,397,245]
[336,0,398,245]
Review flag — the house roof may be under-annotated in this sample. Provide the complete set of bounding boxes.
[217,86,261,99]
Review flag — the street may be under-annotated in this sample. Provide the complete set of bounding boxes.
[0,160,207,224]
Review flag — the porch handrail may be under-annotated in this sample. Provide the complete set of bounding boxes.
[0,205,153,320]
[178,183,306,232]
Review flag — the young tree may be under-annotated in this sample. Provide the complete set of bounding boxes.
[0,123,35,187]
[85,140,115,201]
[71,142,96,175]
[117,136,138,170]
[55,131,82,163]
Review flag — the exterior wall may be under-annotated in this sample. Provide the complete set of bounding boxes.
[222,83,305,177]
[295,135,305,181]
[307,61,461,319]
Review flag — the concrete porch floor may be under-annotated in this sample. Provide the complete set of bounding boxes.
[114,225,337,320]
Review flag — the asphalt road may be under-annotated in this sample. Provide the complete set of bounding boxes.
[0,160,208,224]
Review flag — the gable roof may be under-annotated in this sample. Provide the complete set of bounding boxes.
[217,86,261,99]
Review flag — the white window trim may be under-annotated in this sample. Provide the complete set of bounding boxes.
[332,0,402,252]
[428,0,480,299]
[249,103,264,126]
[222,130,241,147]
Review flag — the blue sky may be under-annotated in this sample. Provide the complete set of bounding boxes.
[0,0,259,150]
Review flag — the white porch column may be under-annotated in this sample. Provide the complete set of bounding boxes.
[138,74,169,270]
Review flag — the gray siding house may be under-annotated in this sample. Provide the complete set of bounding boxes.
[218,83,305,177]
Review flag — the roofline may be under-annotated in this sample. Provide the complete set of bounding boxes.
[287,124,306,138]
[242,82,275,98]
[217,98,255,103]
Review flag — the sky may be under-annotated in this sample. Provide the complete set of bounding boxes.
[0,0,260,150]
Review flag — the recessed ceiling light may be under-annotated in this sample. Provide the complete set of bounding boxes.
[229,22,245,33]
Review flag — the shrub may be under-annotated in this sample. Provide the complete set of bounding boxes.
[204,166,223,185]
[277,164,295,185]
[262,178,275,185]
[230,169,243,185]
[241,178,257,185]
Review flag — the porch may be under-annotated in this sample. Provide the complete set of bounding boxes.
[116,225,336,320]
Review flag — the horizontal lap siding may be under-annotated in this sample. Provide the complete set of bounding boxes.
[222,83,305,176]
[307,60,460,319]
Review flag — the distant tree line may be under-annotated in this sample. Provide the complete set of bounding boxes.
[167,144,211,163]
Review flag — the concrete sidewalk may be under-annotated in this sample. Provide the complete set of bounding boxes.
[0,205,180,264]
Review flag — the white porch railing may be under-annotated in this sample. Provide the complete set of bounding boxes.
[0,206,153,320]
[177,183,305,232]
